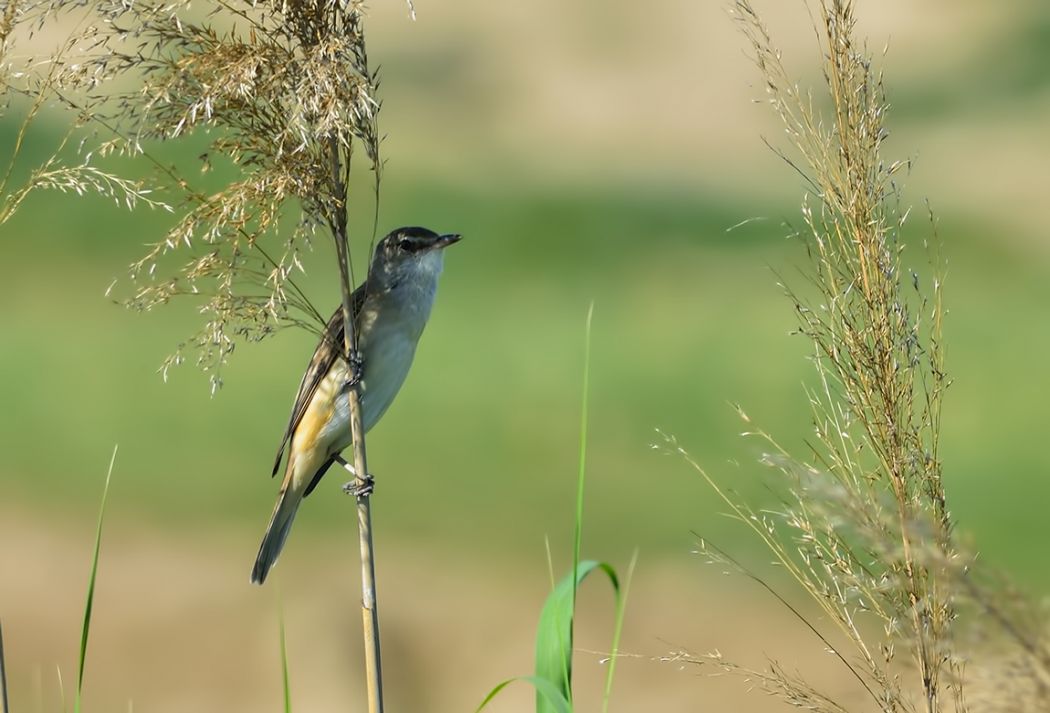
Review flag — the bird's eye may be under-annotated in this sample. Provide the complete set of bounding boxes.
[397,237,413,251]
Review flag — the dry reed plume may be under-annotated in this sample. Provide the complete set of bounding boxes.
[664,2,1050,711]
[5,0,392,391]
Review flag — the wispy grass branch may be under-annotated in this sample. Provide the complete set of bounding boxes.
[665,2,1050,710]
[0,1,164,231]
[661,1,981,710]
[13,1,390,391]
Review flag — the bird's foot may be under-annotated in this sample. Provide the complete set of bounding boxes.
[335,455,374,498]
[342,473,375,499]
[343,349,364,389]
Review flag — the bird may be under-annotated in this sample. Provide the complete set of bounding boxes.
[251,226,461,584]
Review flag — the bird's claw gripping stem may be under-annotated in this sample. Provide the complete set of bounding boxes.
[343,349,364,389]
[342,473,374,499]
[335,455,374,498]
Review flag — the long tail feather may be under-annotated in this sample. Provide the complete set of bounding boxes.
[251,489,300,585]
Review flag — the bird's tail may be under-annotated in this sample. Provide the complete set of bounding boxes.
[251,488,300,585]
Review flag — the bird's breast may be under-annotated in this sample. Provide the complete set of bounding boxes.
[319,305,428,452]
[358,314,420,428]
[315,267,440,455]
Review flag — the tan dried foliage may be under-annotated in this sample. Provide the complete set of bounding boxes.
[4,0,387,391]
[664,2,1050,712]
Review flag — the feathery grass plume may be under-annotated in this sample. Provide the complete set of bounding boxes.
[0,1,164,228]
[19,0,387,392]
[664,1,972,710]
[668,1,1050,709]
[948,560,1050,711]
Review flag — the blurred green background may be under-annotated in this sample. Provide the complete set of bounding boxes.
[1,1,1048,712]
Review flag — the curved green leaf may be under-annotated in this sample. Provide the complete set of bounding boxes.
[534,560,619,713]
[475,675,572,713]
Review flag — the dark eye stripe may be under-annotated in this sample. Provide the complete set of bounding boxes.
[398,236,423,252]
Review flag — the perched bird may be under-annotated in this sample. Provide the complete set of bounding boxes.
[251,226,461,584]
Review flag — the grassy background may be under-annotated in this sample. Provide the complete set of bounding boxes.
[1,1,1048,711]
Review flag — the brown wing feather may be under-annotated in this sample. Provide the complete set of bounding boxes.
[271,285,368,476]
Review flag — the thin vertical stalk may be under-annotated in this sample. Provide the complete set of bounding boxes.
[569,303,594,673]
[328,137,383,713]
[278,599,293,713]
[74,446,116,713]
[0,618,9,713]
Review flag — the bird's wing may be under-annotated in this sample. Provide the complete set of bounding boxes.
[271,284,368,476]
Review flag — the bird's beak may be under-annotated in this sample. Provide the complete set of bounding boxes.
[436,233,462,249]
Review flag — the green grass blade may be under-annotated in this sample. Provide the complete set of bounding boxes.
[562,303,594,704]
[475,676,572,713]
[571,304,593,623]
[278,600,292,713]
[75,445,117,713]
[481,306,626,713]
[535,560,619,713]
[602,550,637,713]
[0,618,9,713]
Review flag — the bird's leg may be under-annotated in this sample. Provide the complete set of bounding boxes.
[335,454,374,498]
[343,349,364,389]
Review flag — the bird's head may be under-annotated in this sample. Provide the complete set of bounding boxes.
[369,226,461,290]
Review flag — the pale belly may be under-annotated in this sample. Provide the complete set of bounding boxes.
[318,325,419,454]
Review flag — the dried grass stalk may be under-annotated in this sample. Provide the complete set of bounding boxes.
[665,2,966,710]
[668,3,1050,710]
